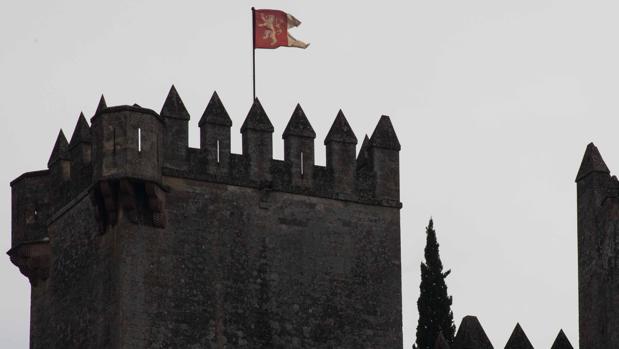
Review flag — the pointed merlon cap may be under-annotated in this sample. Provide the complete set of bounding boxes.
[576,142,610,181]
[68,112,91,148]
[96,95,107,114]
[550,330,573,349]
[48,130,69,168]
[199,91,232,127]
[357,135,371,169]
[160,85,190,121]
[241,98,274,133]
[504,323,533,349]
[434,332,450,349]
[325,110,358,145]
[369,115,400,151]
[452,316,493,349]
[283,104,315,139]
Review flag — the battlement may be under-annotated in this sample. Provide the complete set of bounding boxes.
[9,84,400,281]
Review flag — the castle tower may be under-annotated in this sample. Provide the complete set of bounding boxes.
[8,90,402,348]
[575,143,619,349]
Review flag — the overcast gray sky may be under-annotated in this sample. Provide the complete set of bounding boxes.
[3,1,619,348]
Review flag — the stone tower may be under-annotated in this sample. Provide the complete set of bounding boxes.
[8,86,402,348]
[576,142,619,349]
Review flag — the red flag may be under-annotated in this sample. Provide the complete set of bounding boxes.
[253,9,309,49]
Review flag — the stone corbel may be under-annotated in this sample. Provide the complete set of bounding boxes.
[7,238,51,287]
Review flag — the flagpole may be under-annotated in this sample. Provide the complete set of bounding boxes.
[252,7,256,101]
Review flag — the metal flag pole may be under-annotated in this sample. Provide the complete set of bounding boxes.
[252,7,256,101]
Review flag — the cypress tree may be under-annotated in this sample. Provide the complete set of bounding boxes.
[414,218,455,349]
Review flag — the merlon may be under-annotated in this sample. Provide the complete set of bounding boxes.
[325,110,357,145]
[160,85,190,121]
[283,104,315,139]
[47,130,69,168]
[575,142,610,181]
[241,98,274,132]
[370,115,401,151]
[199,91,231,127]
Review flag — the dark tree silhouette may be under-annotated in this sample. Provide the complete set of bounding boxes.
[414,218,455,349]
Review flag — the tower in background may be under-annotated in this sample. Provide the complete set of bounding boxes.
[576,143,619,349]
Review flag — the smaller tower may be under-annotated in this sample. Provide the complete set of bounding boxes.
[283,104,315,188]
[325,110,358,195]
[90,101,166,228]
[160,85,190,170]
[199,91,232,176]
[369,115,400,202]
[241,99,274,183]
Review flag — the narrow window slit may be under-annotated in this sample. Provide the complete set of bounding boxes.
[216,140,220,164]
[300,151,304,176]
[138,128,142,153]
